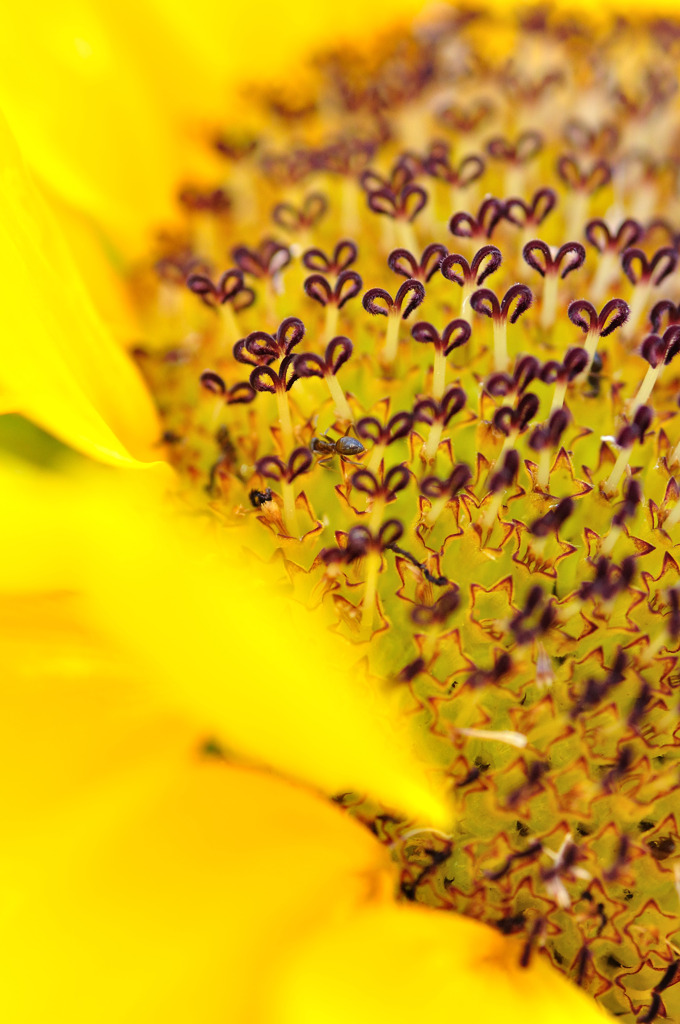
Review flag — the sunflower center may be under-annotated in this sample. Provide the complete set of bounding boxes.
[132,9,680,1022]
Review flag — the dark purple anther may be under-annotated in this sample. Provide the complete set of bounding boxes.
[411,319,471,355]
[450,198,505,240]
[187,268,255,311]
[601,745,634,793]
[318,137,375,177]
[622,246,678,287]
[179,185,231,214]
[413,386,467,427]
[425,150,485,186]
[575,947,591,988]
[640,327,680,367]
[627,680,652,730]
[411,588,460,626]
[351,464,410,501]
[488,449,520,494]
[249,354,300,394]
[320,519,405,565]
[528,408,571,453]
[296,337,353,379]
[213,132,258,161]
[360,160,413,195]
[272,192,328,232]
[556,156,612,194]
[304,270,363,308]
[200,370,227,395]
[238,317,305,365]
[420,463,472,500]
[650,300,680,333]
[522,239,586,278]
[668,588,680,641]
[437,99,494,133]
[467,650,513,690]
[529,497,574,537]
[303,239,358,275]
[616,405,653,448]
[507,763,550,811]
[579,556,636,602]
[562,119,619,154]
[227,382,257,405]
[398,658,426,683]
[356,412,413,447]
[487,131,543,165]
[255,447,313,483]
[539,349,589,385]
[471,284,533,324]
[367,183,428,222]
[155,251,210,286]
[568,298,630,337]
[655,960,680,994]
[362,279,426,319]
[233,238,291,280]
[441,245,502,289]
[486,355,541,398]
[585,218,642,255]
[505,188,557,231]
[493,393,540,436]
[484,842,543,881]
[639,993,663,1024]
[388,244,448,282]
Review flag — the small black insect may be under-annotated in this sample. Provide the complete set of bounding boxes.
[249,488,273,508]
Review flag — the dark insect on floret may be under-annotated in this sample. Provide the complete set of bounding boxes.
[310,432,367,467]
[249,488,273,508]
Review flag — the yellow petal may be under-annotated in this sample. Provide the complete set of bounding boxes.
[269,904,613,1023]
[0,2,179,256]
[0,636,388,1023]
[45,188,142,342]
[0,114,163,467]
[0,0,429,257]
[0,457,447,824]
[152,0,435,102]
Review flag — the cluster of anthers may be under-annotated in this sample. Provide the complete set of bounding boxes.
[133,8,680,1022]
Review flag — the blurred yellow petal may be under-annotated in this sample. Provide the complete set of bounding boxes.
[270,905,611,1024]
[0,631,389,1023]
[45,189,141,342]
[0,114,163,467]
[0,2,178,256]
[151,0,433,103]
[0,458,446,824]
[0,0,429,257]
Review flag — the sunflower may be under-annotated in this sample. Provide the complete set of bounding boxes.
[2,1,680,1022]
